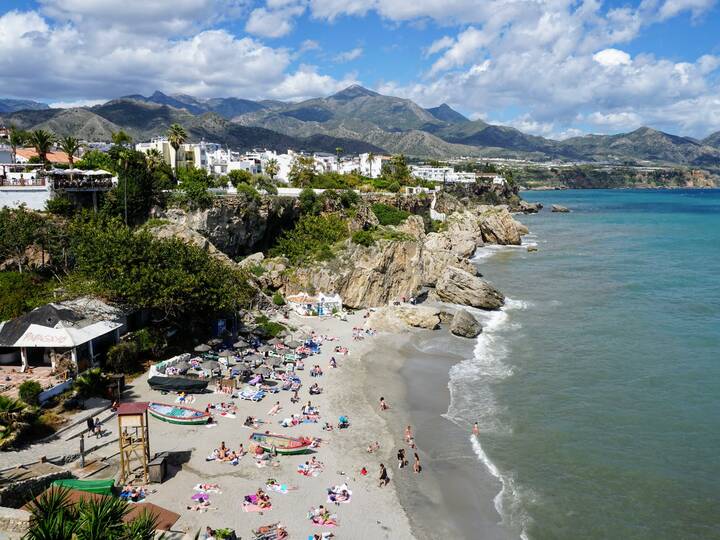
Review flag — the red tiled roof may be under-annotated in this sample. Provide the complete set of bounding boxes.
[116,402,149,415]
[15,147,71,164]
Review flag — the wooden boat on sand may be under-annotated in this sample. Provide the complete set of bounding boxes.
[249,432,312,455]
[148,402,210,425]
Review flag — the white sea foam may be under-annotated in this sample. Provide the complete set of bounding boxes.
[443,296,532,538]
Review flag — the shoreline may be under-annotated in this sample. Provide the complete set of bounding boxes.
[357,327,515,540]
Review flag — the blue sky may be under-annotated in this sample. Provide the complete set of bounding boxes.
[1,0,719,138]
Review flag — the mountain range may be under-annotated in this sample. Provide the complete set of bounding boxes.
[2,87,720,166]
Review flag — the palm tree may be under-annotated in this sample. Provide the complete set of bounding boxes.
[111,130,132,147]
[167,124,187,171]
[265,158,279,180]
[58,136,82,167]
[366,151,375,178]
[8,126,27,164]
[23,487,160,540]
[144,148,164,171]
[335,146,343,171]
[74,368,109,400]
[27,129,57,169]
[0,395,35,450]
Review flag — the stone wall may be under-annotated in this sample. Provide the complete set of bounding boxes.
[0,506,30,537]
[0,468,71,508]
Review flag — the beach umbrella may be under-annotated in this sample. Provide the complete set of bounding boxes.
[285,340,302,349]
[269,357,284,368]
[193,344,211,353]
[203,360,221,371]
[253,366,271,376]
[267,337,281,345]
[257,345,273,353]
[233,339,249,349]
[207,338,222,346]
[218,350,234,358]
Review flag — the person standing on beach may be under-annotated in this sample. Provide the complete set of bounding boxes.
[378,463,390,487]
[404,425,413,444]
[379,397,389,411]
[397,448,407,469]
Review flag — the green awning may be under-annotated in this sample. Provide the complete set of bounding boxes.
[52,478,115,496]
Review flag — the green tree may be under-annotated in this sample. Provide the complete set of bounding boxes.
[71,217,254,324]
[45,194,76,217]
[366,152,375,178]
[167,124,187,171]
[0,395,35,450]
[58,136,82,167]
[8,126,28,164]
[23,487,160,540]
[0,272,51,320]
[298,187,320,215]
[264,158,279,180]
[335,146,343,162]
[111,130,132,147]
[106,342,139,374]
[288,155,317,187]
[19,380,43,406]
[73,368,109,399]
[75,149,117,172]
[227,169,253,188]
[254,175,278,195]
[0,205,46,272]
[270,214,348,265]
[27,129,57,169]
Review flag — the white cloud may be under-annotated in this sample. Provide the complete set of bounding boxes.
[593,48,632,67]
[425,35,454,56]
[0,8,351,104]
[49,99,106,109]
[268,65,359,100]
[586,111,643,128]
[658,0,716,20]
[335,47,364,62]
[246,5,306,38]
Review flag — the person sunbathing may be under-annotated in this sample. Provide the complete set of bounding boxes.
[245,416,259,428]
[187,500,212,512]
[367,441,380,453]
[322,422,334,431]
[309,383,322,395]
[268,401,282,416]
[196,483,220,491]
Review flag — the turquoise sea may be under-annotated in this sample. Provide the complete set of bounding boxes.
[450,189,720,539]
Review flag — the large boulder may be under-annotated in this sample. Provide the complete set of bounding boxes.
[551,204,570,213]
[435,266,505,310]
[478,206,524,245]
[366,305,442,331]
[450,309,482,338]
[237,252,264,269]
[517,200,543,213]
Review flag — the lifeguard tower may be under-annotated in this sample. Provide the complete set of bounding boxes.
[116,402,150,483]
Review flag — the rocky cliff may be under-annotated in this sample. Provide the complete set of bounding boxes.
[274,205,527,309]
[155,194,300,258]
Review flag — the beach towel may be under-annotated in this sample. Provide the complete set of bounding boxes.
[191,493,210,502]
[193,484,221,493]
[243,503,269,512]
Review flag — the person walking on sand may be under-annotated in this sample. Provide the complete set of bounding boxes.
[378,463,390,487]
[413,452,422,474]
[472,422,480,437]
[379,397,389,411]
[397,448,407,469]
[404,425,413,444]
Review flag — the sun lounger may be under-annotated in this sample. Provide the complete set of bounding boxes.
[240,387,266,401]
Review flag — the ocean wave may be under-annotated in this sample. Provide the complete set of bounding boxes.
[444,297,532,538]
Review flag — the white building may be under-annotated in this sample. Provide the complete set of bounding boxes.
[410,166,477,184]
[135,137,221,171]
[286,292,343,317]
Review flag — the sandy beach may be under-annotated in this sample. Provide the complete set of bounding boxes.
[121,311,415,539]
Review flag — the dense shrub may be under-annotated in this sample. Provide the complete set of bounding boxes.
[19,380,43,406]
[270,214,348,265]
[272,292,286,306]
[254,315,285,337]
[0,272,51,321]
[340,189,360,208]
[45,194,76,217]
[236,183,261,201]
[371,203,410,226]
[106,342,139,374]
[352,229,375,247]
